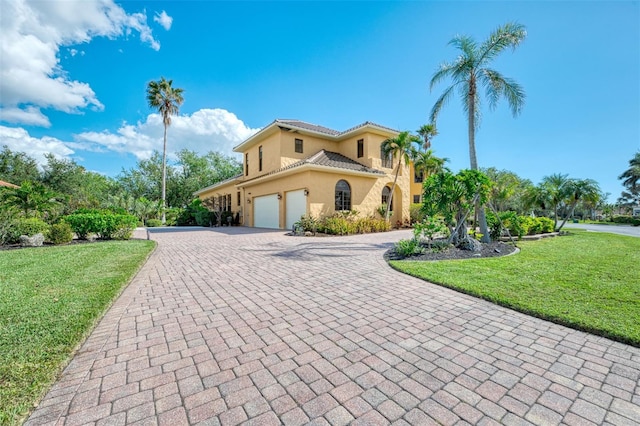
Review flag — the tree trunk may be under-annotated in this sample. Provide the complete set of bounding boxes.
[161,124,167,224]
[557,202,578,232]
[385,159,401,222]
[467,77,491,242]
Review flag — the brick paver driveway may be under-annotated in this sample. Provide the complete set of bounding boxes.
[27,228,640,425]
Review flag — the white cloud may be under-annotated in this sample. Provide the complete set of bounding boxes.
[153,11,173,31]
[0,0,163,127]
[76,108,260,160]
[0,125,74,164]
[0,107,51,127]
[1,109,259,170]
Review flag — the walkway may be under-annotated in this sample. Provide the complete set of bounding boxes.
[27,228,640,425]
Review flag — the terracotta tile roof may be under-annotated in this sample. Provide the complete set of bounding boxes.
[304,150,385,174]
[275,119,399,137]
[242,150,384,184]
[275,119,341,136]
[0,180,19,188]
[340,121,400,135]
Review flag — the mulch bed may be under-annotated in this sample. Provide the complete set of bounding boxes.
[386,240,518,261]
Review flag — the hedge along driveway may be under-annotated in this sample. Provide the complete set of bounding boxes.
[0,239,155,426]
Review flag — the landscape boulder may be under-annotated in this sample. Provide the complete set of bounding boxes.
[20,233,45,247]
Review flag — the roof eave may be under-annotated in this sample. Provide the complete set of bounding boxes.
[239,164,384,188]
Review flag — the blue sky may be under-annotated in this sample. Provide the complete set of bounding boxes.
[1,0,638,202]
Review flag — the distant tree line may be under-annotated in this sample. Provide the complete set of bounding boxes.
[0,145,241,243]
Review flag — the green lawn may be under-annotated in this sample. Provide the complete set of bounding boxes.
[0,240,155,426]
[390,230,640,347]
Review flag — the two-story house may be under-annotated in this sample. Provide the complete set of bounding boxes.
[195,119,425,229]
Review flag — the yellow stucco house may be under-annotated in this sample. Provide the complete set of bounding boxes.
[194,119,425,229]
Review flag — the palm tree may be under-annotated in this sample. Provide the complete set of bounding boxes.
[146,77,184,224]
[416,123,438,150]
[540,173,570,231]
[1,181,60,218]
[412,149,447,179]
[619,151,640,196]
[429,22,526,242]
[556,179,601,231]
[380,131,421,221]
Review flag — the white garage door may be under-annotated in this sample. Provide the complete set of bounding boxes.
[286,189,307,230]
[253,194,279,228]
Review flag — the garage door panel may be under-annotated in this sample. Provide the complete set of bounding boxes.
[254,194,279,229]
[286,190,307,230]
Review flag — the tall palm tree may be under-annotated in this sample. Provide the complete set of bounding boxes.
[417,123,438,150]
[429,22,526,242]
[146,77,184,224]
[381,131,421,221]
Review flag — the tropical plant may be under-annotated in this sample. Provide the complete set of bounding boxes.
[429,22,527,242]
[556,179,601,231]
[618,151,640,207]
[380,131,421,221]
[146,77,184,224]
[0,181,61,219]
[416,123,438,150]
[422,169,491,245]
[536,173,570,230]
[412,149,447,180]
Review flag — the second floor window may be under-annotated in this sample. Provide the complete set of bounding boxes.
[245,153,249,176]
[415,170,424,183]
[237,191,241,206]
[357,139,364,158]
[295,138,303,153]
[381,145,393,168]
[259,146,263,171]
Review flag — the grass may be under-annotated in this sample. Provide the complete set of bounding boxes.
[390,230,640,347]
[0,240,155,426]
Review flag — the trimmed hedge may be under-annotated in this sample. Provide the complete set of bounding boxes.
[611,215,640,226]
[294,213,390,235]
[487,211,555,240]
[10,217,49,243]
[65,211,138,240]
[48,222,73,245]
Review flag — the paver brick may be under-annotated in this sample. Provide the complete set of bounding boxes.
[25,228,640,425]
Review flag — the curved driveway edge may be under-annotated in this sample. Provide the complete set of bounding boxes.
[27,228,640,425]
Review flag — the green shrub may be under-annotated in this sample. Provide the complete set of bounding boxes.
[146,219,162,227]
[611,215,640,226]
[12,217,49,242]
[194,210,214,227]
[64,213,94,239]
[64,211,138,240]
[294,215,320,233]
[164,208,181,226]
[409,203,426,224]
[394,238,422,257]
[0,208,18,245]
[48,222,73,245]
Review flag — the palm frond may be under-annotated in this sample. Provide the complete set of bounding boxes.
[479,69,525,116]
[478,22,526,66]
[429,85,455,124]
[429,62,457,91]
[449,34,477,58]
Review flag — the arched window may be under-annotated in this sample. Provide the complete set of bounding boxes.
[335,180,351,211]
[382,186,393,212]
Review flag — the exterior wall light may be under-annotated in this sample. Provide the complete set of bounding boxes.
[303,189,309,196]
[277,193,282,200]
